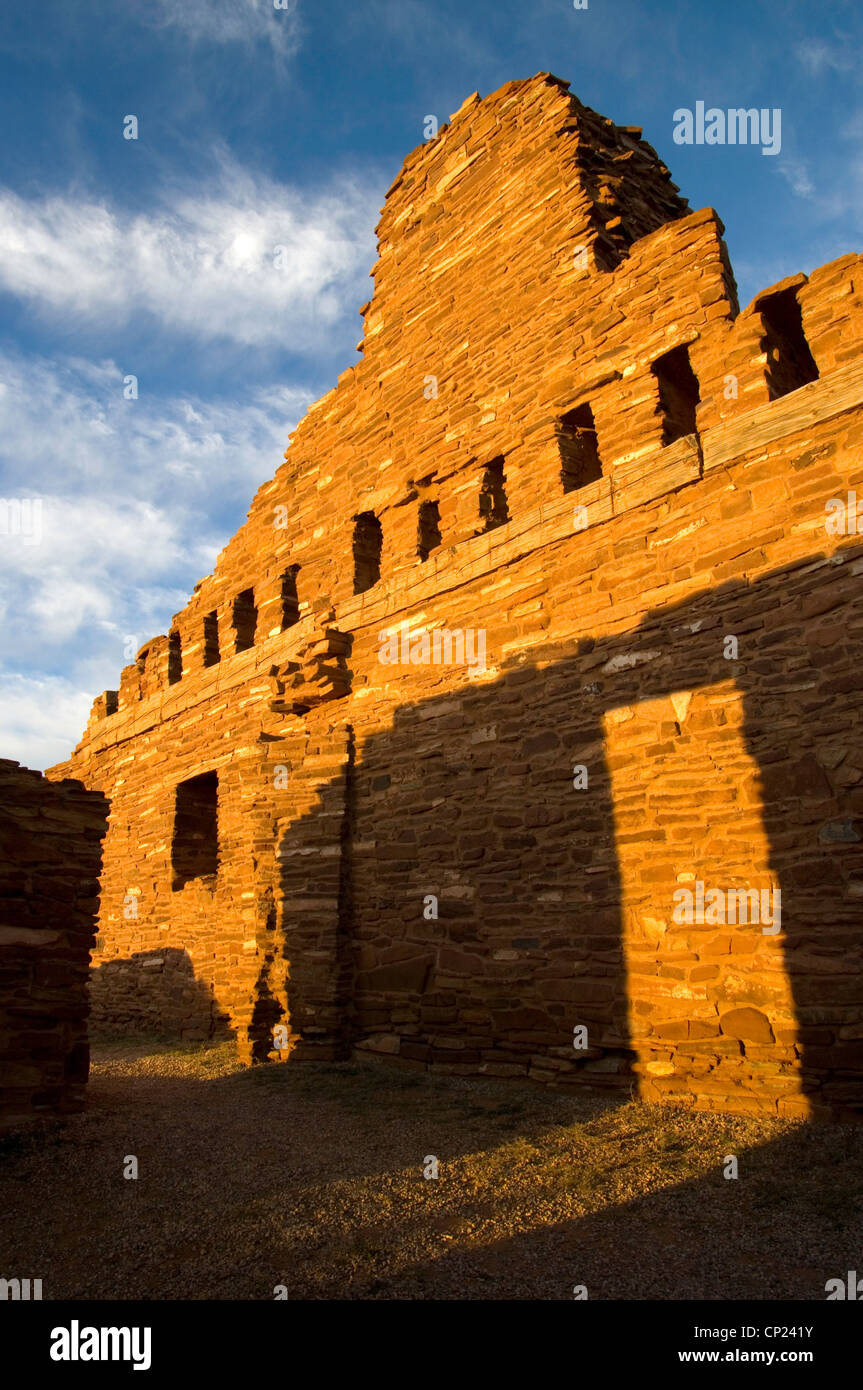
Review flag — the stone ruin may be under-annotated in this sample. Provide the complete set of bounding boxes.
[0,762,107,1130]
[33,73,863,1121]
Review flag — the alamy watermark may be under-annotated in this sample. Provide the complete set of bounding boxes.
[377,623,487,673]
[0,1277,42,1300]
[673,880,781,935]
[825,493,863,534]
[673,102,781,156]
[826,1271,863,1300]
[0,498,42,546]
[50,1322,151,1370]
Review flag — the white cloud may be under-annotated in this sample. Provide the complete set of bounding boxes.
[0,162,379,348]
[0,349,314,768]
[776,157,815,200]
[0,674,95,772]
[0,351,310,496]
[840,111,863,144]
[795,38,856,77]
[771,144,863,226]
[0,496,204,642]
[147,0,302,57]
[359,0,494,69]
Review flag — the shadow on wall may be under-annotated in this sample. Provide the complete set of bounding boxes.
[245,537,863,1119]
[89,947,233,1043]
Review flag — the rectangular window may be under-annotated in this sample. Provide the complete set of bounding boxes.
[232,589,257,653]
[171,771,219,889]
[168,630,182,685]
[281,566,300,628]
[203,612,220,668]
[651,345,700,445]
[353,512,382,594]
[478,456,509,532]
[758,288,819,400]
[558,404,603,492]
[417,500,442,560]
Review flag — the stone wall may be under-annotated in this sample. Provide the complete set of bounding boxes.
[0,761,107,1129]
[47,74,863,1119]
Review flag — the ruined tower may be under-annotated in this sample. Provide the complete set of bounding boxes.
[48,75,863,1119]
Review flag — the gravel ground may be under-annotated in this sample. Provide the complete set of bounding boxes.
[1,1041,861,1301]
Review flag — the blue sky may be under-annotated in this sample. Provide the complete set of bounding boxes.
[0,0,860,768]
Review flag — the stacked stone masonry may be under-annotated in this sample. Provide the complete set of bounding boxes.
[0,761,107,1130]
[47,75,863,1118]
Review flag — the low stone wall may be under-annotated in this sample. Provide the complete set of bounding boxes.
[0,761,108,1130]
[88,946,232,1043]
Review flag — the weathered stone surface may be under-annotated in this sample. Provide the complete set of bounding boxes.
[0,761,107,1129]
[38,73,863,1121]
[719,1008,776,1045]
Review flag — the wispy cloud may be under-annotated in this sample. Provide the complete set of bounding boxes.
[795,37,857,77]
[0,349,313,767]
[0,161,379,349]
[770,109,863,222]
[840,108,863,142]
[0,353,309,496]
[359,0,495,70]
[145,0,302,58]
[776,157,815,200]
[0,674,96,772]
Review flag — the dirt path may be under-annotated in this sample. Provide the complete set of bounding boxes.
[1,1043,860,1300]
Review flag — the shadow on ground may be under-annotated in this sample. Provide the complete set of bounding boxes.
[1,1044,860,1301]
